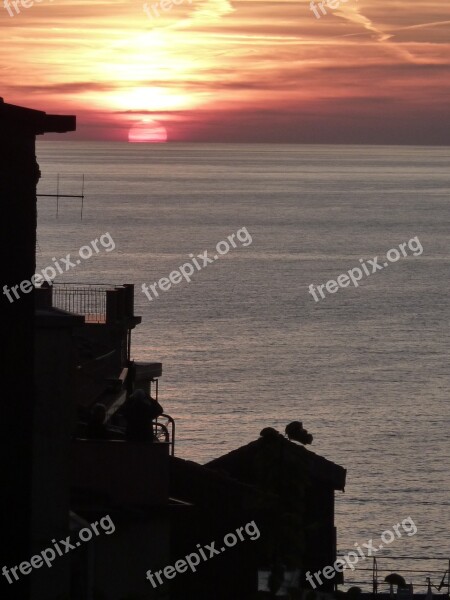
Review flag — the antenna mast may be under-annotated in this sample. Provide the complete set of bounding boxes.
[37,174,86,219]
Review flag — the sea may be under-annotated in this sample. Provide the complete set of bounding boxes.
[36,141,450,590]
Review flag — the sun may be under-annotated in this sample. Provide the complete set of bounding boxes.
[128,119,168,143]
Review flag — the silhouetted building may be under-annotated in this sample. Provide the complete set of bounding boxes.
[0,98,75,600]
[206,432,347,594]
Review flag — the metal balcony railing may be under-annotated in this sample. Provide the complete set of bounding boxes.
[51,283,110,323]
[337,555,450,595]
[154,414,176,456]
[36,282,137,325]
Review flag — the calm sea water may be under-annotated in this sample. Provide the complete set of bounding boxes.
[36,141,450,588]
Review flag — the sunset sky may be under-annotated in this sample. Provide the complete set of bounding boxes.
[1,0,450,143]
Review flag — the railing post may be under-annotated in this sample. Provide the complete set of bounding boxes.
[123,284,135,318]
[373,557,378,599]
[115,286,126,320]
[448,559,450,593]
[106,289,118,324]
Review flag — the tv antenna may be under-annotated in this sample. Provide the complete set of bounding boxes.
[37,174,86,220]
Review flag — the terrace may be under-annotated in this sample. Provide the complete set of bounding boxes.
[36,281,141,327]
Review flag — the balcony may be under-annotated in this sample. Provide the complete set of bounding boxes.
[35,282,141,327]
[52,283,109,323]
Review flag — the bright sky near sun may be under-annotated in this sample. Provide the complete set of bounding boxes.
[1,0,450,142]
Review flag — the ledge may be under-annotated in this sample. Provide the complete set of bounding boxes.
[0,98,76,135]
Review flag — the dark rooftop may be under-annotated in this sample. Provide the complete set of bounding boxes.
[0,97,76,134]
[206,433,347,491]
[170,455,279,511]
